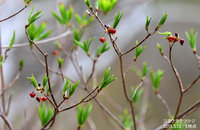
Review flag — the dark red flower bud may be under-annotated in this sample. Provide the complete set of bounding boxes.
[36,97,40,102]
[38,83,41,87]
[40,96,47,102]
[175,33,178,38]
[104,25,110,29]
[99,37,106,43]
[167,36,175,42]
[109,28,116,34]
[180,39,184,46]
[29,92,36,98]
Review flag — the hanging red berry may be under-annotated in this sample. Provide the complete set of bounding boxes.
[29,92,36,98]
[109,28,116,34]
[36,96,40,102]
[99,37,106,43]
[40,96,47,102]
[52,50,59,56]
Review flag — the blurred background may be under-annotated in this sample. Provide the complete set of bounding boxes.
[0,0,200,129]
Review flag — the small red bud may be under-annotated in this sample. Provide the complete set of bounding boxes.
[167,36,175,42]
[40,96,47,102]
[36,97,40,102]
[180,39,184,46]
[109,28,116,34]
[99,37,106,43]
[29,92,36,98]
[52,50,59,56]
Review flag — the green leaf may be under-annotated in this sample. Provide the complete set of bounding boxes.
[185,29,198,52]
[73,26,84,42]
[58,57,64,68]
[77,104,92,127]
[135,41,146,60]
[54,41,63,50]
[0,56,5,67]
[27,74,38,88]
[51,11,64,24]
[19,59,24,70]
[8,31,15,50]
[82,104,93,123]
[38,30,52,40]
[68,80,79,98]
[38,103,54,126]
[157,43,163,55]
[84,0,91,8]
[145,16,152,30]
[158,12,168,28]
[98,0,118,14]
[172,119,186,130]
[43,74,48,88]
[150,70,164,92]
[28,8,42,25]
[100,67,117,89]
[59,3,67,20]
[142,62,148,79]
[132,87,143,104]
[113,11,123,29]
[96,42,110,57]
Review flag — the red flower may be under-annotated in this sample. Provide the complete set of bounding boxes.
[40,96,47,102]
[29,92,36,98]
[99,37,106,43]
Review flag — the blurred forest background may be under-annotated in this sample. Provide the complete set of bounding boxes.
[0,0,200,129]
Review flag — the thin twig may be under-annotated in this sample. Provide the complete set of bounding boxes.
[183,74,200,93]
[0,6,27,23]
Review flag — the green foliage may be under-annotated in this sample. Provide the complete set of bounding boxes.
[51,3,73,26]
[28,6,42,25]
[157,43,163,55]
[185,29,198,52]
[75,13,94,27]
[132,87,143,105]
[27,74,38,88]
[27,22,52,47]
[113,11,123,29]
[54,41,63,50]
[38,103,54,126]
[63,77,79,98]
[73,26,84,42]
[84,0,92,8]
[96,42,110,57]
[158,31,172,39]
[57,57,64,69]
[145,16,152,30]
[98,0,117,14]
[142,62,148,79]
[74,37,95,55]
[43,74,48,89]
[0,56,5,67]
[158,12,168,28]
[8,31,15,50]
[134,41,146,60]
[77,104,93,127]
[24,0,32,6]
[19,59,24,70]
[150,69,164,92]
[99,67,117,89]
[119,109,133,130]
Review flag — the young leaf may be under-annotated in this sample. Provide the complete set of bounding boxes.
[0,56,5,67]
[142,62,148,79]
[150,69,164,92]
[84,0,91,8]
[43,74,48,88]
[19,59,24,70]
[157,43,163,55]
[158,12,168,28]
[8,31,15,50]
[132,87,143,105]
[54,41,63,50]
[58,57,64,69]
[98,0,118,14]
[27,74,38,88]
[113,11,123,29]
[73,26,84,42]
[28,7,42,25]
[185,29,198,53]
[134,41,146,61]
[158,31,172,39]
[96,42,110,57]
[68,80,79,98]
[38,103,54,126]
[100,67,117,89]
[24,0,32,6]
[145,16,152,30]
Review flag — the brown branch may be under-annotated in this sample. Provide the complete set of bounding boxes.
[0,6,27,23]
[86,58,97,84]
[0,114,14,130]
[183,74,200,93]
